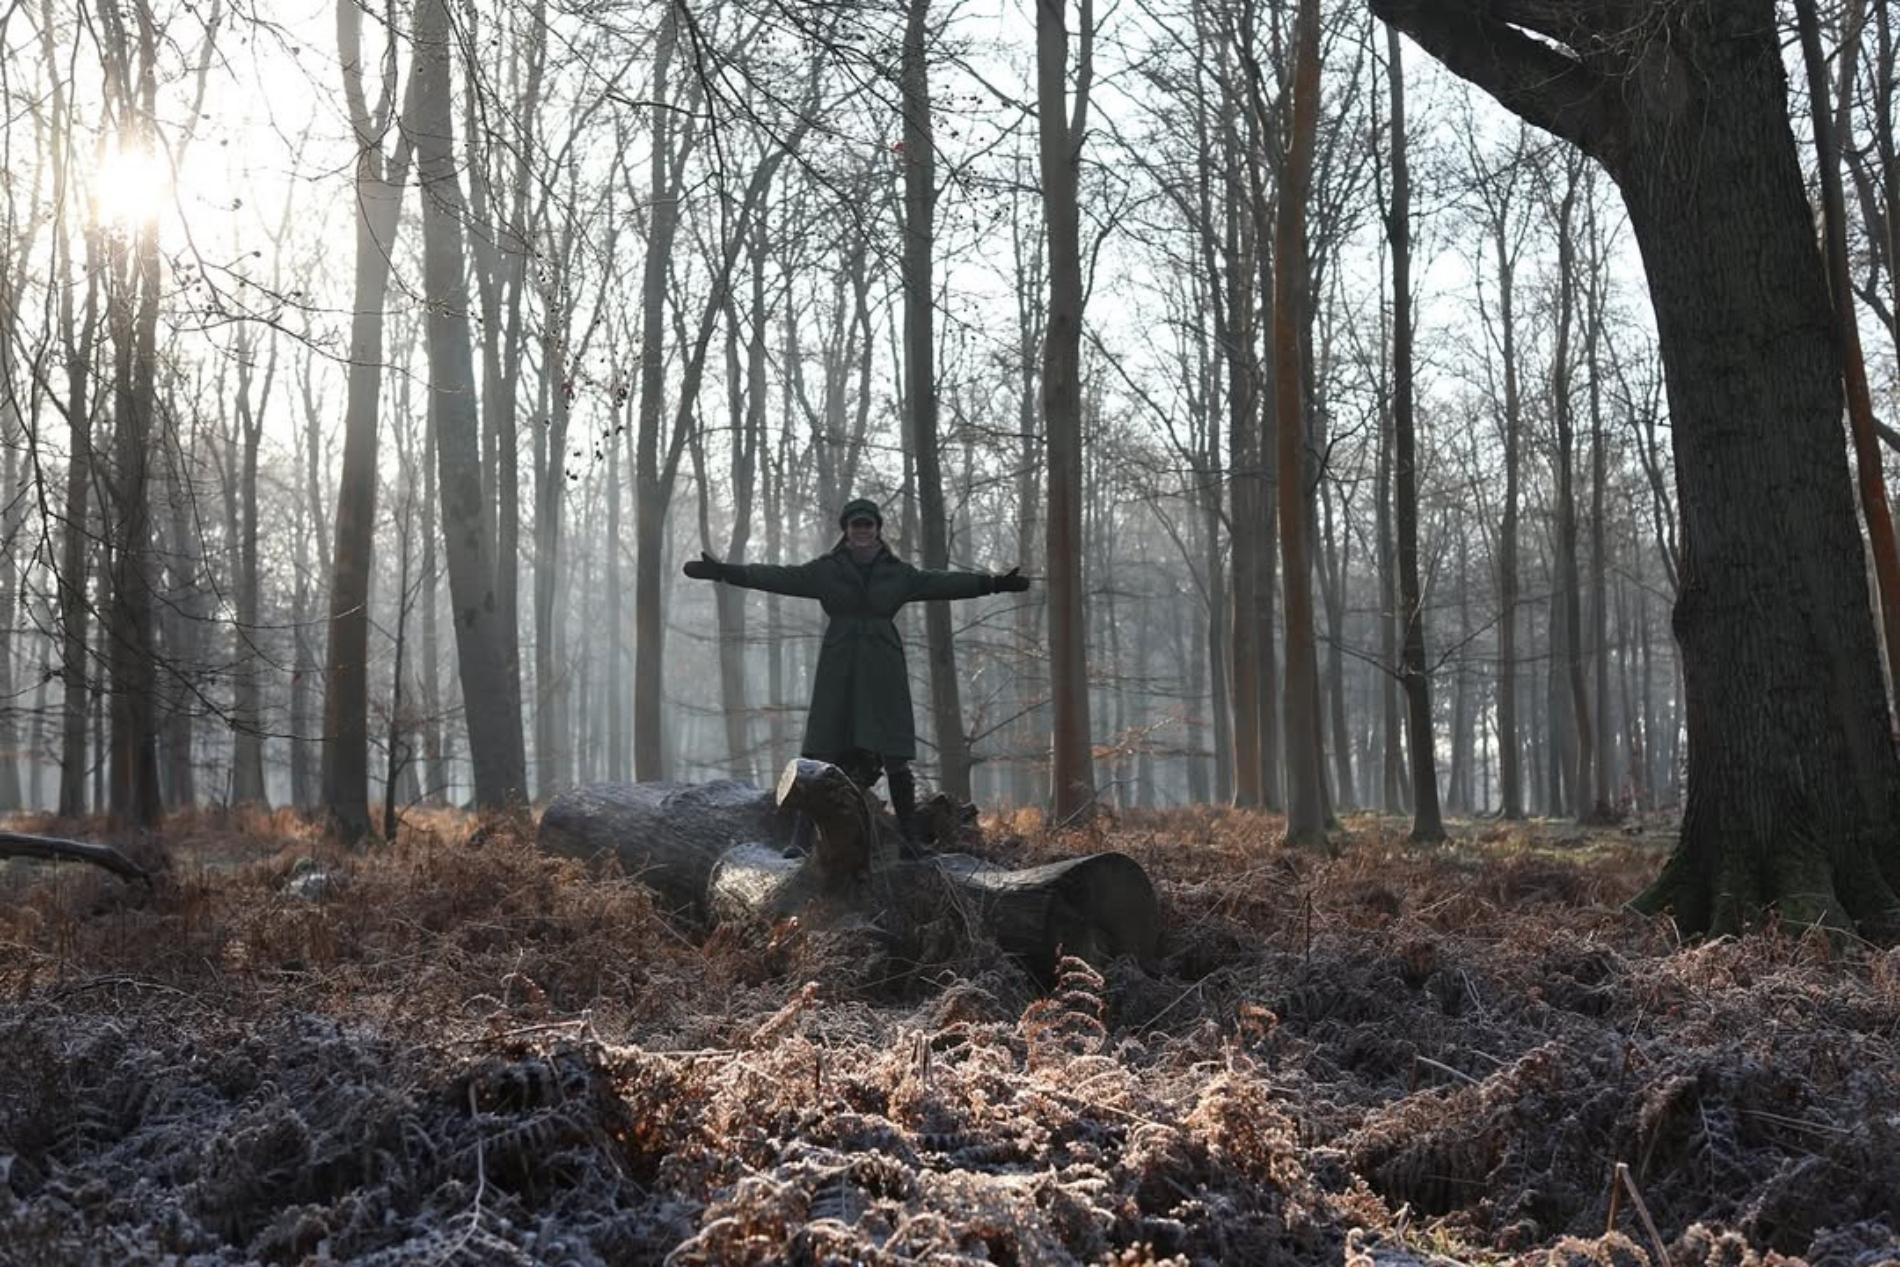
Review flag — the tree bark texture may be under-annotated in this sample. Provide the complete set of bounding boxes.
[414,0,526,811]
[1037,0,1097,821]
[1794,0,1900,704]
[1274,0,1326,846]
[1385,27,1443,842]
[323,0,417,838]
[1376,0,1900,933]
[903,0,973,803]
[538,761,1160,979]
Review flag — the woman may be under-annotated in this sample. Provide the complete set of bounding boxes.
[683,497,1030,832]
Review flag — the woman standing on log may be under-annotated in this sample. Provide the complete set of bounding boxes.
[683,497,1030,835]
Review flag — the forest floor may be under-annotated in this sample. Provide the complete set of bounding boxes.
[1,803,1897,1266]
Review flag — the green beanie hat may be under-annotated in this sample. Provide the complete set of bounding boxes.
[838,498,883,528]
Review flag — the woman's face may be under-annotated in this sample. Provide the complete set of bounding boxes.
[846,516,880,550]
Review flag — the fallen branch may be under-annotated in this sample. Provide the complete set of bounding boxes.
[0,830,153,887]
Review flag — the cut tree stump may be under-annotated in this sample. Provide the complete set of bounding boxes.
[537,760,1161,980]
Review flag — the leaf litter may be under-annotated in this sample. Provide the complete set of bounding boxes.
[0,805,1896,1265]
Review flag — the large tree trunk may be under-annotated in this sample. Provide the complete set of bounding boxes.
[323,0,416,838]
[632,6,687,782]
[1378,0,1900,933]
[1795,0,1900,703]
[1274,0,1326,846]
[414,0,526,811]
[1225,108,1264,811]
[55,238,97,819]
[101,6,164,829]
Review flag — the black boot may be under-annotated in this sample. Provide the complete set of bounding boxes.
[885,760,919,850]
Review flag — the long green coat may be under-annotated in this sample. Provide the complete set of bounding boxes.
[723,543,991,760]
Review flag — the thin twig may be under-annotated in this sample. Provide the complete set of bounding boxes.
[1414,1055,1479,1086]
[1615,1161,1670,1266]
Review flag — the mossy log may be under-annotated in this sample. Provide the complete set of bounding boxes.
[538,761,1161,976]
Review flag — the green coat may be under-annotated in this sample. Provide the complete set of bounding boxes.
[723,544,991,760]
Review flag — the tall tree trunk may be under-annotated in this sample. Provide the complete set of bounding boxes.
[1012,168,1047,808]
[904,0,971,800]
[633,5,684,781]
[1386,26,1443,841]
[1493,206,1525,820]
[1275,0,1325,845]
[323,0,416,838]
[1037,0,1097,821]
[1449,523,1474,812]
[605,378,628,784]
[158,441,199,809]
[1794,0,1900,695]
[230,323,271,806]
[420,365,445,802]
[1225,114,1264,810]
[414,0,526,810]
[1380,0,1900,933]
[1319,479,1354,808]
[1375,360,1405,812]
[1585,186,1614,818]
[1551,158,1596,819]
[50,142,98,816]
[100,1,163,828]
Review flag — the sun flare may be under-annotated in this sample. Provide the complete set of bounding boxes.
[90,141,173,230]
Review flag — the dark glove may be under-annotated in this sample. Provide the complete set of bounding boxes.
[989,566,1030,593]
[682,550,727,581]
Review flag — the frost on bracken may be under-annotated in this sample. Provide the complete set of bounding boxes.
[0,808,1896,1263]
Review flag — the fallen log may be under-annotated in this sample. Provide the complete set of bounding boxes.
[537,779,788,918]
[538,761,1161,979]
[0,831,153,887]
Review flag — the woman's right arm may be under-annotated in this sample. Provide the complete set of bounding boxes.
[683,553,824,598]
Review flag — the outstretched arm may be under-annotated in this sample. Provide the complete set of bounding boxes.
[682,551,824,598]
[908,564,1032,602]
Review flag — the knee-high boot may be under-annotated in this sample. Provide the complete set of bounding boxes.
[885,760,917,838]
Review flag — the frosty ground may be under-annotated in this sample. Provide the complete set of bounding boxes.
[1,807,1896,1265]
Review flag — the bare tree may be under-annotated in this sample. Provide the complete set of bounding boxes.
[1383,24,1442,841]
[414,0,526,810]
[1274,0,1325,845]
[902,0,972,801]
[322,0,418,838]
[1037,0,1098,820]
[1380,0,1900,934]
